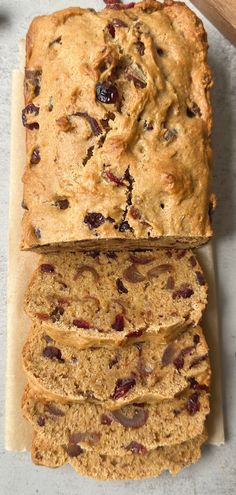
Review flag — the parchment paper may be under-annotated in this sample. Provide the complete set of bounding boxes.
[5,43,224,451]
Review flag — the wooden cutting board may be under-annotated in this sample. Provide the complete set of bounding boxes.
[190,0,236,45]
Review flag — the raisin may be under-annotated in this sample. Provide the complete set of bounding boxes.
[73,319,90,329]
[196,271,206,286]
[130,206,142,219]
[135,41,145,55]
[186,392,200,415]
[127,329,143,338]
[105,170,124,186]
[84,212,105,229]
[125,441,147,454]
[50,306,64,322]
[37,416,45,427]
[172,287,194,299]
[22,103,39,130]
[112,377,136,400]
[55,198,69,210]
[96,81,119,104]
[42,346,64,362]
[112,314,124,331]
[40,264,54,273]
[116,278,128,294]
[188,377,209,392]
[100,414,112,425]
[119,221,132,232]
[30,148,41,165]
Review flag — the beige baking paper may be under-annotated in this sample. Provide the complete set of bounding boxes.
[5,43,224,451]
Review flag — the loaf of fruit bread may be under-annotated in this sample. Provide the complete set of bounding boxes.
[22,384,210,455]
[21,0,214,252]
[24,249,208,348]
[32,430,207,479]
[22,324,210,408]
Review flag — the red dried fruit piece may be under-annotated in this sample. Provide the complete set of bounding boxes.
[193,334,200,345]
[112,314,124,331]
[127,329,144,338]
[173,354,184,371]
[176,250,186,259]
[40,264,55,273]
[135,41,145,55]
[189,354,208,369]
[116,278,128,294]
[188,377,209,392]
[111,408,148,428]
[196,271,206,286]
[73,111,102,136]
[46,403,65,416]
[22,103,39,130]
[186,392,200,415]
[112,377,136,400]
[172,287,194,299]
[105,170,124,186]
[73,319,90,329]
[84,212,105,229]
[107,23,116,38]
[96,81,119,104]
[100,414,112,425]
[69,432,101,445]
[123,264,145,283]
[55,198,69,210]
[125,441,147,454]
[30,148,41,165]
[42,346,64,362]
[65,444,83,457]
[189,255,197,267]
[161,343,175,366]
[129,254,154,265]
[130,206,142,219]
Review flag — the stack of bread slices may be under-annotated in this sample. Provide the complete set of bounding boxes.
[20,0,214,481]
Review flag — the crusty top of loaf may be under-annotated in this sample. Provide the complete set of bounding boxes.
[22,0,214,250]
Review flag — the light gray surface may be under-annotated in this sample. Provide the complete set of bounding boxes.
[0,0,235,493]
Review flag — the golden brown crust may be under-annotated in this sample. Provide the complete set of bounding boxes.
[21,0,214,251]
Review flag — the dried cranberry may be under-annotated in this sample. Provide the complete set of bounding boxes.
[101,414,113,425]
[96,81,118,104]
[37,416,45,427]
[112,314,124,331]
[188,377,209,392]
[189,354,208,369]
[22,103,39,129]
[73,319,90,329]
[105,170,124,186]
[189,255,197,267]
[186,392,200,415]
[172,287,194,299]
[50,306,64,322]
[196,271,206,286]
[125,441,147,454]
[112,377,136,400]
[30,148,41,165]
[119,221,132,232]
[161,343,175,367]
[109,355,119,368]
[84,212,105,229]
[116,278,128,294]
[107,23,116,38]
[43,346,64,362]
[135,41,145,55]
[40,264,55,273]
[127,329,143,338]
[55,198,69,210]
[173,354,184,371]
[193,334,200,345]
[65,444,83,457]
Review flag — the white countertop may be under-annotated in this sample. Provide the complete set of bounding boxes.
[0,1,236,494]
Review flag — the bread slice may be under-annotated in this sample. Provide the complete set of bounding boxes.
[22,384,209,456]
[22,324,210,408]
[24,250,207,348]
[31,430,208,479]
